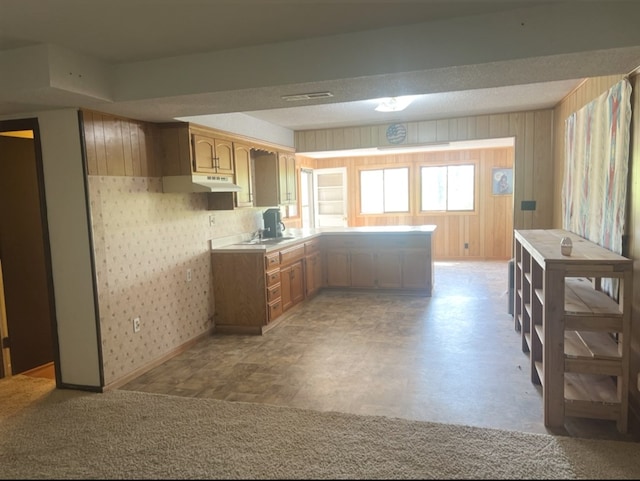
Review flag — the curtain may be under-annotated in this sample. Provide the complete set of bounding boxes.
[562,78,632,296]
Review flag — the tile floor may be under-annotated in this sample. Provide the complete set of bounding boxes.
[121,260,639,442]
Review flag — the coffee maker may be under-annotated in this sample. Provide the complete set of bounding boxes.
[262,208,285,238]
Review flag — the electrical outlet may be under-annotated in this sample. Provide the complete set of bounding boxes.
[209,214,216,226]
[133,317,141,333]
[186,268,192,282]
[464,243,469,249]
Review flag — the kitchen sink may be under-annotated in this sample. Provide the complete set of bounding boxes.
[236,236,296,245]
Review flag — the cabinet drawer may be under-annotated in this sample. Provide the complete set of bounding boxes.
[267,283,281,303]
[266,269,281,287]
[268,299,283,322]
[280,244,305,265]
[265,253,280,269]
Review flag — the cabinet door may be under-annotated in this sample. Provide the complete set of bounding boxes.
[402,249,429,289]
[325,250,350,287]
[215,139,234,174]
[305,251,322,297]
[281,264,293,311]
[233,143,253,207]
[350,249,376,288]
[376,250,403,288]
[281,261,304,312]
[278,152,297,204]
[192,134,235,174]
[192,134,217,173]
[285,153,297,204]
[290,261,304,305]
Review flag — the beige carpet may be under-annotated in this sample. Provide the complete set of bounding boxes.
[1,376,639,479]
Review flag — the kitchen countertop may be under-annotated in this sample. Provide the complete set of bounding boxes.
[210,225,437,253]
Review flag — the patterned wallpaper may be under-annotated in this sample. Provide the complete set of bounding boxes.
[87,176,262,385]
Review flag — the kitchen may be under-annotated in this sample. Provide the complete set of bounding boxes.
[82,106,518,390]
[2,2,640,442]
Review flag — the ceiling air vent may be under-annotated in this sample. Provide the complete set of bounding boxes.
[281,92,333,101]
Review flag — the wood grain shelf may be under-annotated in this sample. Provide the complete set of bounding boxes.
[513,229,632,433]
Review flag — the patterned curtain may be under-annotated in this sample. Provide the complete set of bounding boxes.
[562,78,632,296]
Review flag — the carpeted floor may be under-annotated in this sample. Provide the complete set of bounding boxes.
[1,376,640,479]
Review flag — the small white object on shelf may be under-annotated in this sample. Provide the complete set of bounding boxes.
[560,236,573,256]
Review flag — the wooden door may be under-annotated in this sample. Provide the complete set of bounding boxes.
[214,139,234,174]
[192,134,217,173]
[349,249,376,288]
[290,261,304,305]
[0,133,55,375]
[233,143,253,207]
[281,265,293,311]
[325,250,350,287]
[285,154,297,204]
[376,251,403,288]
[305,251,322,296]
[402,249,429,289]
[278,153,290,204]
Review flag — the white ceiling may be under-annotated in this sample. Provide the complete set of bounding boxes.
[1,0,640,150]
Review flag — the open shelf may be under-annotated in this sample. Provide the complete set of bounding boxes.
[513,229,632,433]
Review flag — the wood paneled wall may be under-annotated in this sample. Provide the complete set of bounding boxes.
[627,73,640,434]
[301,146,513,260]
[295,110,554,234]
[551,73,640,434]
[81,110,160,177]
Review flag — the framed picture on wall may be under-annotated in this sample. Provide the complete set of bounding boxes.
[492,167,513,195]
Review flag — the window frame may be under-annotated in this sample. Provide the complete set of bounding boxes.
[357,164,411,215]
[418,161,478,214]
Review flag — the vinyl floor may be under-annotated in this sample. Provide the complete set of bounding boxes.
[121,260,639,442]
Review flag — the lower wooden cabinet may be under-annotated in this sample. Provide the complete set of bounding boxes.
[211,230,434,335]
[323,234,432,294]
[211,251,271,335]
[281,261,304,312]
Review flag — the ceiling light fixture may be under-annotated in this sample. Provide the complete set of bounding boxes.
[375,96,416,112]
[281,92,334,101]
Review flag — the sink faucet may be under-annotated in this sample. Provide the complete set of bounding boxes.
[252,228,266,240]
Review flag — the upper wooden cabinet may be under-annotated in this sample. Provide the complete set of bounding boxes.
[193,134,234,175]
[254,150,298,207]
[158,123,235,176]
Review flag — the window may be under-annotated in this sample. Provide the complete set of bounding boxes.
[421,164,475,211]
[360,167,409,214]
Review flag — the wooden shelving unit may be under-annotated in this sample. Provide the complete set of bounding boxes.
[513,229,632,433]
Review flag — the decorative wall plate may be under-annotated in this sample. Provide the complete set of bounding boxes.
[386,123,407,144]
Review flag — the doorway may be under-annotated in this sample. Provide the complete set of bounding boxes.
[313,167,348,227]
[0,119,58,381]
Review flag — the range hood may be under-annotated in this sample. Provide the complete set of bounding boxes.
[162,174,242,193]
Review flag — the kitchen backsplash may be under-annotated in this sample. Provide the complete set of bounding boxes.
[87,175,263,385]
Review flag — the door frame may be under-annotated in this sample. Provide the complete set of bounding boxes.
[300,168,315,229]
[313,166,348,227]
[0,118,60,383]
